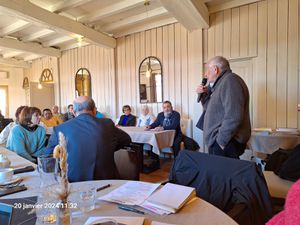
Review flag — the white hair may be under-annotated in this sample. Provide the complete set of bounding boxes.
[208,56,230,71]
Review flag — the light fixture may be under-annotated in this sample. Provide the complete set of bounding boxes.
[77,36,83,47]
[38,78,42,89]
[146,59,152,78]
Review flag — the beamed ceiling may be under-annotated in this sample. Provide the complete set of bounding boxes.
[0,0,261,67]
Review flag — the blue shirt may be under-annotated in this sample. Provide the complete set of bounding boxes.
[121,115,129,126]
[96,111,105,118]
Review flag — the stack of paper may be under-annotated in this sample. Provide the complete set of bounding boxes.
[84,216,144,225]
[98,181,160,205]
[141,183,196,215]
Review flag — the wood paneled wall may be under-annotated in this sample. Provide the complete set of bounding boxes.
[115,24,204,143]
[25,46,116,117]
[59,46,116,117]
[116,24,203,118]
[204,0,299,129]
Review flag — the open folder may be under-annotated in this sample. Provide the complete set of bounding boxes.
[142,183,196,214]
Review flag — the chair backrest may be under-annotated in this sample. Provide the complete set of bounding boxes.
[180,118,192,137]
[170,150,273,225]
[114,149,139,180]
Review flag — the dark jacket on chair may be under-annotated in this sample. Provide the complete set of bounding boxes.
[118,114,136,126]
[45,114,131,182]
[169,150,273,225]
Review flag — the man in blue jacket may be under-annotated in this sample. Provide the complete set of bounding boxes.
[147,101,182,157]
[45,96,131,182]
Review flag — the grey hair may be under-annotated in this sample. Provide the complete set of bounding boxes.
[141,105,149,110]
[208,56,230,71]
[73,97,95,113]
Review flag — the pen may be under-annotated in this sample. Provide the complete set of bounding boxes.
[96,184,111,192]
[118,204,145,215]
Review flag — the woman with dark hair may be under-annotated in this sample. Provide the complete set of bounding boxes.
[117,105,136,126]
[6,106,46,163]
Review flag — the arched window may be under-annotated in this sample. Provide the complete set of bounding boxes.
[40,69,53,83]
[75,68,91,97]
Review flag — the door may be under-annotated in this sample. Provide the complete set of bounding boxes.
[0,85,8,117]
[30,82,55,111]
[230,60,253,126]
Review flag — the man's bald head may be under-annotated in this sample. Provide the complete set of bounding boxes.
[73,96,96,116]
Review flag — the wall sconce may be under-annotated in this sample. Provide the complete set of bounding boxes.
[146,59,152,78]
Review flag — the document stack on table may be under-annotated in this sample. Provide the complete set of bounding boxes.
[98,181,196,215]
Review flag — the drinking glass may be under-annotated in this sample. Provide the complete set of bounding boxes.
[36,154,59,224]
[78,187,96,213]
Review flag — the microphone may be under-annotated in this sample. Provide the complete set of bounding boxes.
[197,78,208,103]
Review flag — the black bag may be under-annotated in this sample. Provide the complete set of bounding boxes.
[278,144,300,182]
[182,135,200,151]
[264,149,293,173]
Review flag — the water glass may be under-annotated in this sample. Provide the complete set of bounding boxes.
[38,154,59,187]
[78,188,96,213]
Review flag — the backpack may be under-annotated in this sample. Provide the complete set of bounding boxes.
[278,144,300,182]
[265,149,293,173]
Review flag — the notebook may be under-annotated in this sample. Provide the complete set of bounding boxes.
[142,183,196,214]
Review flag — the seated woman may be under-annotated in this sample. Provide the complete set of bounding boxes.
[0,106,25,145]
[137,105,155,127]
[6,106,46,163]
[117,105,136,126]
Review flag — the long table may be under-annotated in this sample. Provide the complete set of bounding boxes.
[0,147,238,225]
[248,132,300,154]
[120,127,175,155]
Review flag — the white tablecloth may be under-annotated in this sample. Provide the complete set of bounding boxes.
[248,132,300,154]
[120,127,175,155]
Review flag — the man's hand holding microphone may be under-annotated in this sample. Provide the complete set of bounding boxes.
[196,78,208,102]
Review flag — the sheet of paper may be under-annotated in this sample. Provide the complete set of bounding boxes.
[151,222,179,225]
[84,216,144,225]
[140,201,171,215]
[98,181,160,205]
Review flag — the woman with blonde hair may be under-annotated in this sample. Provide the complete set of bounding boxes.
[137,105,155,127]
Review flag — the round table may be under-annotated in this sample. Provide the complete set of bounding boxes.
[0,147,238,225]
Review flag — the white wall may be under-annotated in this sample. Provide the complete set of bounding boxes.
[0,67,26,118]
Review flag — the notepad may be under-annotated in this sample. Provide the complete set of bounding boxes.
[142,183,196,214]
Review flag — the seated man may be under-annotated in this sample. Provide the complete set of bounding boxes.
[45,96,131,182]
[146,100,182,157]
[63,104,75,121]
[52,105,64,123]
[41,108,62,128]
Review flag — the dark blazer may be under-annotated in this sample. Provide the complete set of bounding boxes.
[45,114,131,182]
[150,111,182,136]
[118,114,136,126]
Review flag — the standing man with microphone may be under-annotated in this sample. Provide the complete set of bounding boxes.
[196,56,251,159]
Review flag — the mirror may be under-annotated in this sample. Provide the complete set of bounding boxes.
[75,68,91,97]
[139,56,163,103]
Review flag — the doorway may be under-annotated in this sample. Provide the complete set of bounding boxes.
[0,85,8,117]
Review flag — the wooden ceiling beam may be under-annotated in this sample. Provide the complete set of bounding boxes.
[0,0,116,48]
[102,7,168,32]
[0,19,30,36]
[160,0,209,30]
[0,37,61,57]
[22,29,54,42]
[0,56,30,68]
[208,0,261,13]
[79,0,145,23]
[51,0,94,13]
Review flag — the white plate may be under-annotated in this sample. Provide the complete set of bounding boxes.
[0,175,22,186]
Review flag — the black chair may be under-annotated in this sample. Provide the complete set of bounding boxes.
[114,147,140,181]
[169,150,273,225]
